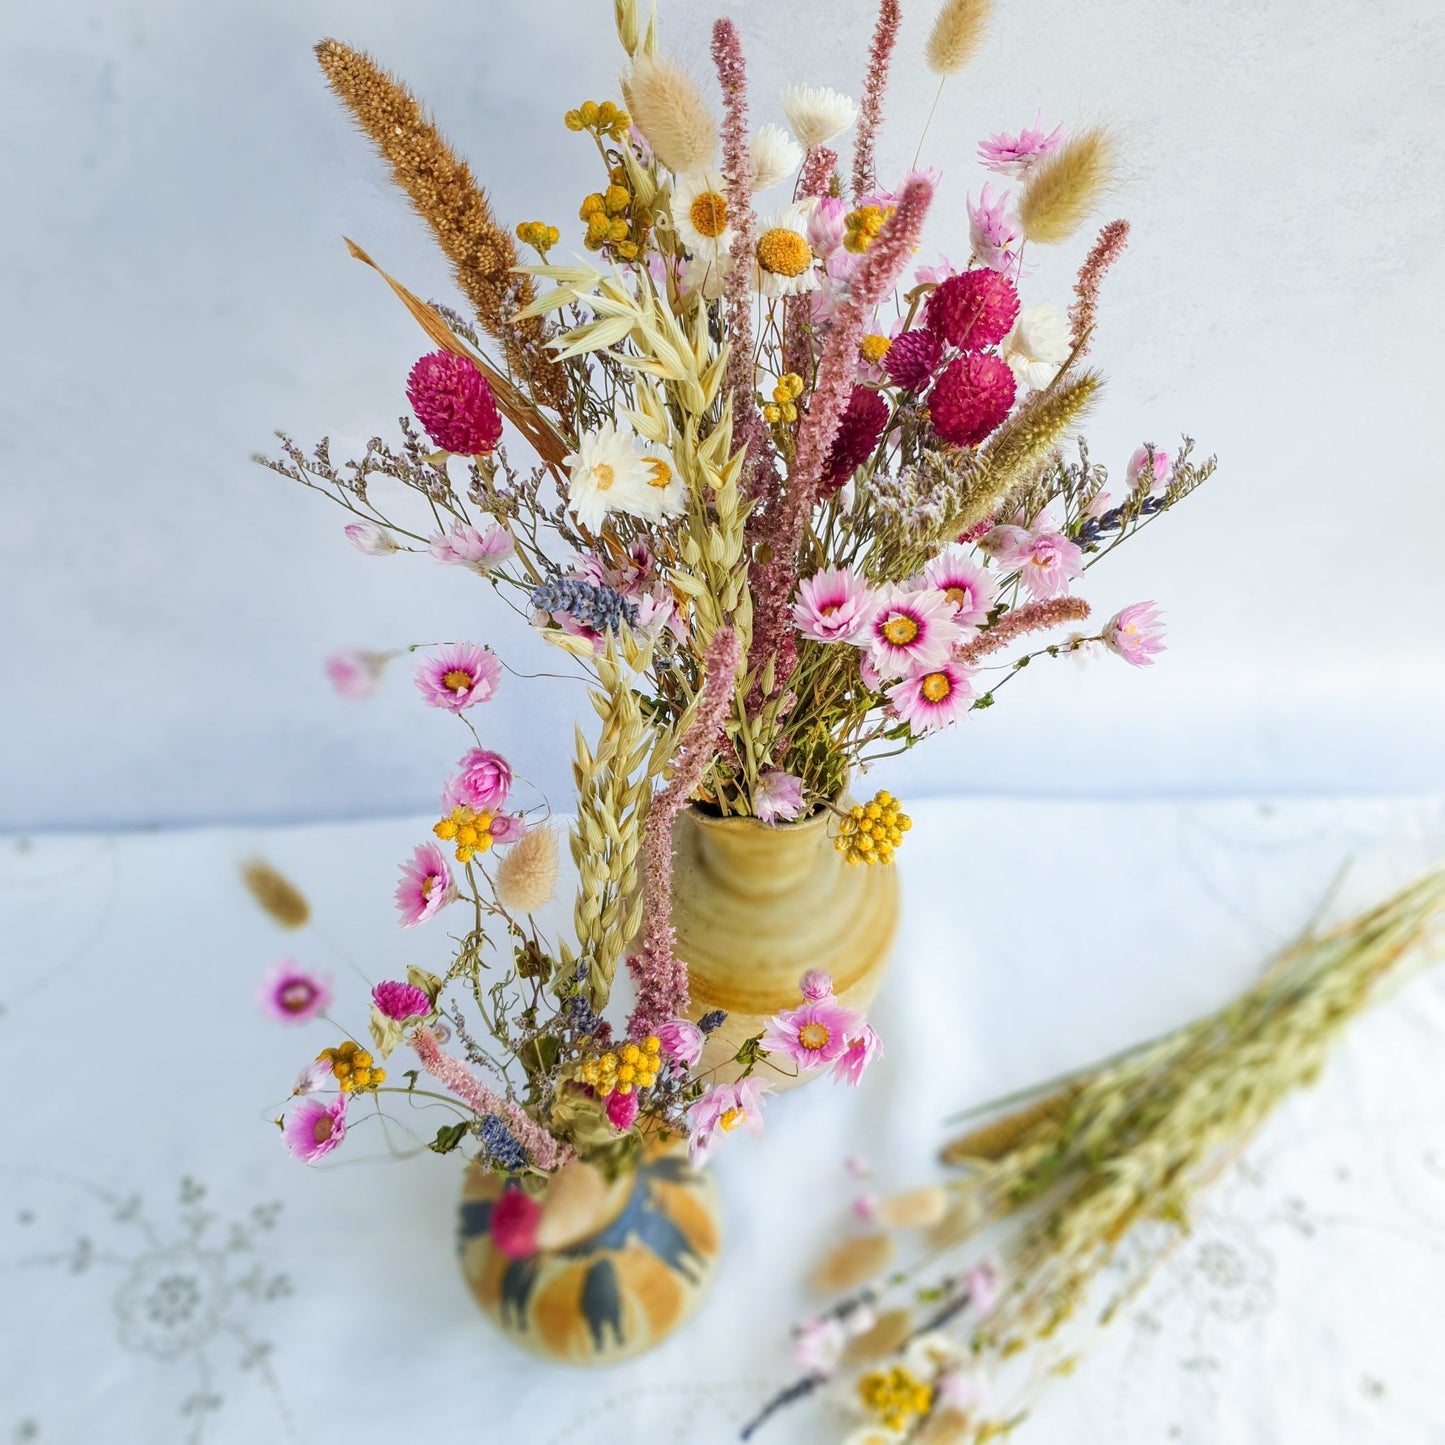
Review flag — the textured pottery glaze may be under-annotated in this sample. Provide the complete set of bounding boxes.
[671,800,900,1085]
[457,1145,721,1365]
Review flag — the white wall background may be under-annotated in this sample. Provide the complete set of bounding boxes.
[2,0,1442,831]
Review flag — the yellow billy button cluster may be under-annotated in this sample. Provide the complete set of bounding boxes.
[843,203,895,254]
[319,1041,386,1094]
[578,1036,663,1097]
[579,163,650,261]
[515,220,560,256]
[761,372,805,426]
[433,804,495,865]
[563,99,631,143]
[857,1365,934,1433]
[835,790,912,866]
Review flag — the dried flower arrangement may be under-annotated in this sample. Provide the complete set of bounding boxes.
[742,868,1445,1443]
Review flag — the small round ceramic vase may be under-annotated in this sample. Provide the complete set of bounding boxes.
[457,1144,721,1365]
[670,799,900,1085]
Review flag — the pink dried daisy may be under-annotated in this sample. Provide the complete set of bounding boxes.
[924,268,1020,350]
[821,386,889,493]
[292,1058,333,1096]
[988,524,1084,600]
[394,842,456,928]
[372,980,433,1022]
[919,545,997,630]
[755,770,806,826]
[792,567,881,645]
[1126,445,1171,491]
[1102,601,1166,667]
[257,959,332,1025]
[687,1077,771,1165]
[427,522,514,573]
[325,649,384,700]
[762,996,866,1070]
[967,185,1023,277]
[406,350,503,456]
[883,327,943,393]
[414,643,501,712]
[913,254,959,288]
[978,115,1068,179]
[929,353,1016,448]
[887,660,976,734]
[441,749,512,813]
[863,587,965,680]
[831,1023,884,1086]
[344,522,398,556]
[656,1018,705,1067]
[282,1094,347,1163]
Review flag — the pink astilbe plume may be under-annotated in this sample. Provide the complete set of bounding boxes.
[411,1025,569,1170]
[954,596,1092,664]
[627,628,742,1038]
[1069,219,1130,354]
[852,0,902,203]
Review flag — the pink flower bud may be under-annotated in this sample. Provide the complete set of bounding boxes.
[799,969,834,1001]
[344,522,399,555]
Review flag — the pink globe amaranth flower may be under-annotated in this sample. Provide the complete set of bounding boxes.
[929,353,1016,448]
[883,327,943,393]
[292,1058,333,1096]
[988,524,1084,600]
[792,566,882,645]
[1126,445,1171,491]
[967,185,1022,277]
[919,545,997,631]
[325,649,384,700]
[394,842,456,927]
[924,267,1020,350]
[831,1023,884,1086]
[406,350,503,456]
[978,115,1068,178]
[1103,601,1166,667]
[442,749,512,813]
[490,1187,542,1260]
[887,660,976,735]
[762,996,866,1070]
[282,1094,347,1163]
[755,770,805,826]
[257,959,332,1025]
[372,980,433,1022]
[414,643,502,712]
[605,1089,640,1132]
[344,522,398,555]
[687,1077,771,1165]
[427,522,514,573]
[863,587,965,681]
[821,385,889,493]
[656,1018,705,1067]
[799,969,834,1001]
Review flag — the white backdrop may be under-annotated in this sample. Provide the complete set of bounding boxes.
[3,0,1444,830]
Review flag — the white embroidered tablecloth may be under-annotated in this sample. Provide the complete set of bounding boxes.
[4,793,1445,1443]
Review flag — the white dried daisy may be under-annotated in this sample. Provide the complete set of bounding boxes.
[1002,303,1072,390]
[564,423,684,530]
[782,84,858,149]
[750,123,804,191]
[753,201,820,298]
[673,168,735,260]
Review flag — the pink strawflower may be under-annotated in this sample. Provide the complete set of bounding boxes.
[488,814,528,846]
[393,842,456,927]
[799,969,834,1001]
[967,185,1023,277]
[344,522,398,555]
[414,643,501,712]
[763,996,866,1070]
[924,268,1020,350]
[687,1077,771,1164]
[957,518,994,544]
[490,1187,542,1260]
[605,1089,640,1132]
[883,327,943,393]
[887,660,976,734]
[292,1058,333,1096]
[793,1317,848,1377]
[978,115,1068,178]
[325,649,384,700]
[853,1193,881,1222]
[257,959,332,1025]
[1102,601,1166,667]
[858,648,884,692]
[987,524,1084,600]
[1126,445,1171,491]
[656,1019,705,1067]
[844,1155,873,1179]
[427,522,514,573]
[792,567,881,644]
[965,1260,1003,1317]
[372,980,433,1022]
[832,1023,884,1086]
[808,194,850,257]
[406,350,503,456]
[863,587,965,680]
[929,353,1016,448]
[756,770,806,825]
[821,385,889,493]
[282,1094,347,1163]
[919,545,997,630]
[1083,490,1114,520]
[913,254,959,288]
[441,749,512,812]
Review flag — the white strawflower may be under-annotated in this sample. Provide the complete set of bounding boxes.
[673,169,735,260]
[750,123,804,191]
[782,84,858,149]
[683,250,734,301]
[753,201,820,299]
[1003,304,1073,390]
[564,424,685,530]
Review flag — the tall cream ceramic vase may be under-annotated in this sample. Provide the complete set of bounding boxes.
[670,800,899,1085]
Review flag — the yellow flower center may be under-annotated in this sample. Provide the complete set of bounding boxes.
[645,458,673,490]
[920,671,952,702]
[798,1021,831,1051]
[312,1116,334,1144]
[757,227,813,277]
[944,585,968,607]
[420,875,436,898]
[882,614,920,646]
[720,1106,747,1133]
[592,462,616,491]
[819,602,841,616]
[442,668,473,692]
[859,333,892,365]
[689,191,729,239]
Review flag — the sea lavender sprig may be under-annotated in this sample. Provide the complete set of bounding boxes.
[529,579,639,633]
